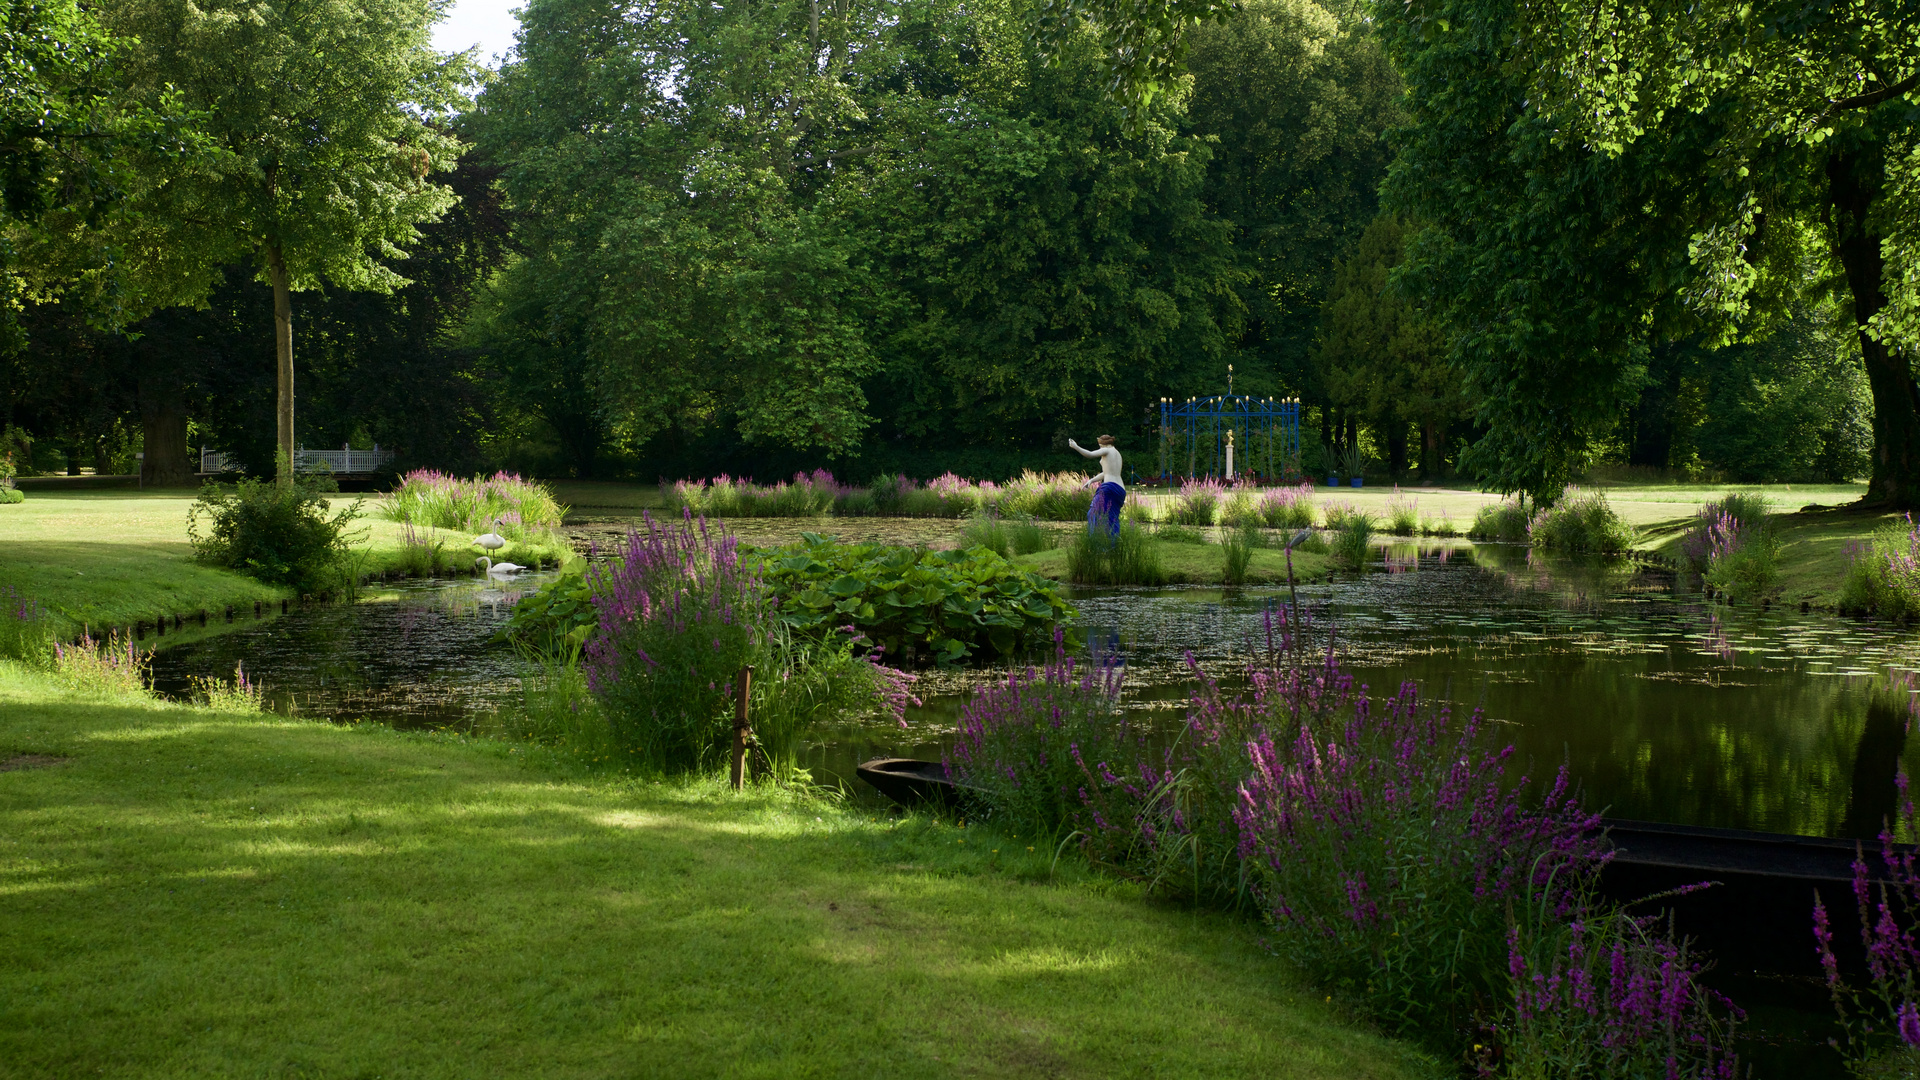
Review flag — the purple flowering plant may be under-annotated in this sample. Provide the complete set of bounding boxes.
[0,584,49,663]
[1814,770,1920,1069]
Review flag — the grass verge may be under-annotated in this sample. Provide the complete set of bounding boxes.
[1019,534,1330,585]
[0,665,1432,1079]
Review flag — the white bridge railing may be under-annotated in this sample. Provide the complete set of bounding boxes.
[201,445,395,475]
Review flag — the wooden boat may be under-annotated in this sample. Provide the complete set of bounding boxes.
[855,758,980,810]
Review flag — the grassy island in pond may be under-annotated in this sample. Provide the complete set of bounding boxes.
[0,664,1434,1079]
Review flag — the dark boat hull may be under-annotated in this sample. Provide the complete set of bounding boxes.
[856,758,980,811]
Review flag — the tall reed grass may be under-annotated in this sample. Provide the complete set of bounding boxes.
[1471,498,1531,542]
[51,631,149,697]
[0,585,49,663]
[1065,522,1164,585]
[1256,484,1315,529]
[384,470,566,537]
[1221,522,1257,586]
[1527,488,1635,553]
[1331,511,1374,568]
[665,471,838,518]
[1385,489,1419,536]
[1170,479,1225,525]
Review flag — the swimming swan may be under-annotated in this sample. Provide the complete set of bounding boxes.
[474,556,525,575]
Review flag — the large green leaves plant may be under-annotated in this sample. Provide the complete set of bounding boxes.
[754,535,1077,665]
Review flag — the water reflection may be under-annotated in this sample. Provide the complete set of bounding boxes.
[147,546,1920,840]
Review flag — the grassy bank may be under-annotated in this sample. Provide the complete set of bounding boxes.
[0,492,571,640]
[1642,501,1906,609]
[0,667,1432,1079]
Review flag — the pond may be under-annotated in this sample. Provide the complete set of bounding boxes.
[147,540,1920,840]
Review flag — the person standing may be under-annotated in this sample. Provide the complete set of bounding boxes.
[1068,435,1125,539]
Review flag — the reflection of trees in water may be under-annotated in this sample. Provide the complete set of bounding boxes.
[1468,543,1648,609]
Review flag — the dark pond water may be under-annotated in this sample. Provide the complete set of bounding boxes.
[147,542,1920,841]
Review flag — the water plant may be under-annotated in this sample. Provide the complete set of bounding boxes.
[1170,478,1224,526]
[756,533,1076,664]
[1385,489,1419,536]
[190,661,266,713]
[1839,516,1920,621]
[1420,509,1457,537]
[1330,509,1374,568]
[385,470,566,535]
[1257,484,1315,529]
[395,521,452,577]
[1471,498,1531,542]
[1065,521,1165,586]
[1814,770,1920,1072]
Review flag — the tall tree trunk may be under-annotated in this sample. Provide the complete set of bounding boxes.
[1422,422,1442,477]
[268,245,295,486]
[1828,148,1920,508]
[1386,420,1408,476]
[139,381,193,486]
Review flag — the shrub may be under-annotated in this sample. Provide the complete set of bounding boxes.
[0,488,22,504]
[1385,489,1419,536]
[1221,522,1257,586]
[0,585,50,664]
[1528,488,1635,553]
[1331,510,1374,568]
[1257,484,1315,529]
[386,470,565,536]
[188,478,364,593]
[1066,522,1165,586]
[960,511,1011,558]
[1471,498,1531,542]
[1840,517,1920,620]
[1171,478,1224,525]
[50,631,149,697]
[756,533,1076,664]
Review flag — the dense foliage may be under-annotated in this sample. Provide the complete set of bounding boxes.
[187,478,364,593]
[753,534,1076,664]
[382,470,566,537]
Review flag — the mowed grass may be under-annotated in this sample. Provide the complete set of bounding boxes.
[0,493,566,638]
[0,666,1435,1080]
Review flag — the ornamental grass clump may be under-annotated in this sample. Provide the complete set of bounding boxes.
[1256,484,1315,529]
[1702,511,1781,602]
[1171,478,1225,525]
[1814,770,1920,1073]
[960,511,1011,558]
[386,469,565,535]
[997,471,1094,521]
[1221,521,1257,586]
[1472,498,1531,542]
[1839,516,1920,621]
[1527,488,1635,554]
[1385,489,1419,536]
[664,471,837,518]
[1065,521,1165,586]
[1330,509,1374,568]
[1008,516,1053,555]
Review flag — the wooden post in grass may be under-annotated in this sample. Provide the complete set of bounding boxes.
[730,666,754,790]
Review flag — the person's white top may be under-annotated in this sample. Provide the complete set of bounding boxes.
[1067,439,1124,491]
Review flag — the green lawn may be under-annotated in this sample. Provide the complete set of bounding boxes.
[0,492,568,639]
[0,666,1434,1080]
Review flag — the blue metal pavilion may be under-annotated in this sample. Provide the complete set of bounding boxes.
[1157,392,1302,483]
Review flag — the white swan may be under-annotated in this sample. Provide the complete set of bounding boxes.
[474,556,525,575]
[473,517,507,552]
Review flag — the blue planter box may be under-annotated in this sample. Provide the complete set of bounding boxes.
[1327,476,1341,487]
[1350,477,1364,488]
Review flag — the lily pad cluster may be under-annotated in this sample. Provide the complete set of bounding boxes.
[753,534,1076,665]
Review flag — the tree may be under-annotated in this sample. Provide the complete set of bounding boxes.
[102,0,467,483]
[1488,0,1920,505]
[1315,214,1462,477]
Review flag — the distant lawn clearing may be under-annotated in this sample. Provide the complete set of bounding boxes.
[0,666,1434,1080]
